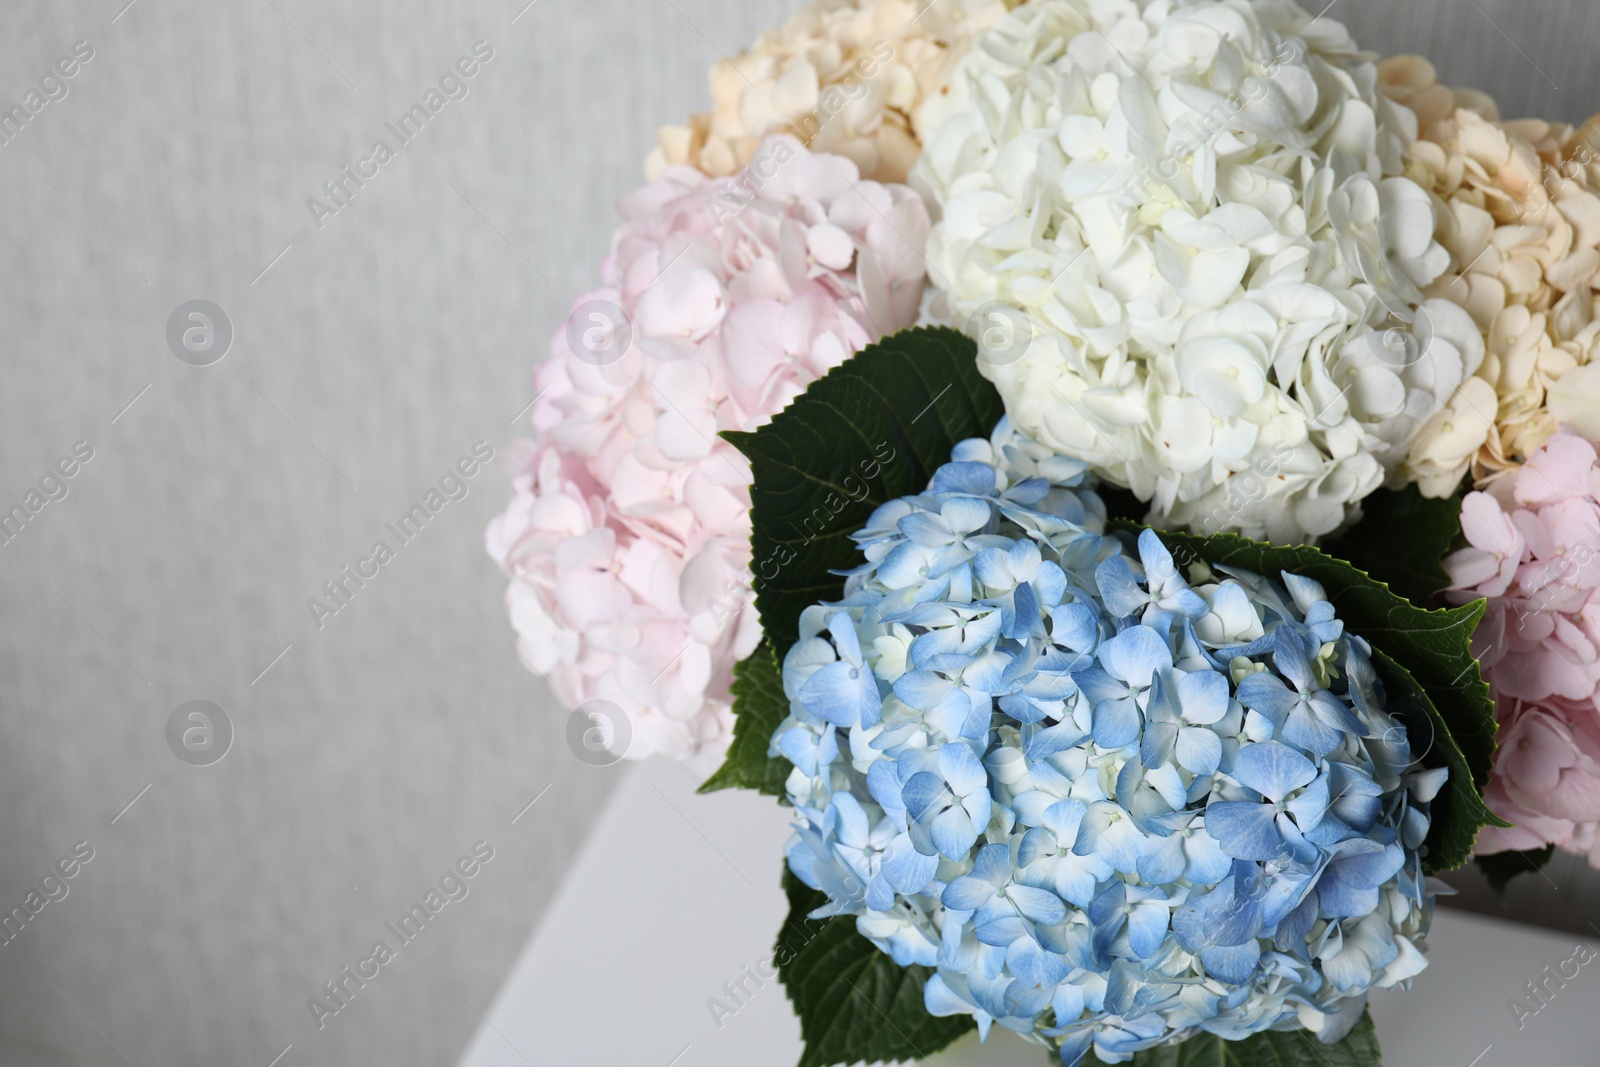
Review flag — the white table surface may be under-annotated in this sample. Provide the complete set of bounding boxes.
[457,757,1598,1067]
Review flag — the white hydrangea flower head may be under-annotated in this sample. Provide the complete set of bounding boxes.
[912,0,1470,543]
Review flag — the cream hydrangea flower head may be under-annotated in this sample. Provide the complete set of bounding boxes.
[1385,55,1600,495]
[646,0,1016,185]
[910,0,1468,544]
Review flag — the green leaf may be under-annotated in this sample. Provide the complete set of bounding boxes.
[1366,648,1503,874]
[1110,523,1505,872]
[776,869,973,1067]
[706,326,1003,797]
[1323,485,1465,605]
[725,325,1003,663]
[698,643,790,797]
[1083,1011,1381,1066]
[1475,844,1556,897]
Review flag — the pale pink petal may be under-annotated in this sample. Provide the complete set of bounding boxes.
[1516,432,1600,508]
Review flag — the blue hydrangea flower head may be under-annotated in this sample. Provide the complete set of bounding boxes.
[774,418,1443,1064]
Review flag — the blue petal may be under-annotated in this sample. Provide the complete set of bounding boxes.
[1053,853,1108,908]
[1136,833,1187,886]
[1004,581,1046,640]
[1008,938,1070,992]
[1073,667,1124,704]
[900,511,958,548]
[1176,669,1229,725]
[998,694,1050,725]
[774,724,822,775]
[1006,475,1051,505]
[1136,529,1176,582]
[1121,901,1166,960]
[799,659,882,728]
[1319,841,1405,917]
[881,834,939,894]
[1011,790,1060,828]
[1284,773,1330,832]
[975,913,1027,947]
[939,742,989,796]
[1007,885,1067,925]
[924,972,979,1020]
[926,689,987,742]
[1056,1032,1094,1067]
[1281,705,1344,756]
[1232,740,1316,802]
[1141,718,1178,770]
[867,759,906,818]
[1097,626,1172,686]
[962,791,994,840]
[1204,801,1284,861]
[944,874,999,911]
[1272,627,1318,691]
[827,611,863,665]
[901,771,947,822]
[829,792,869,847]
[1199,940,1260,984]
[1327,763,1383,831]
[931,806,980,860]
[1093,697,1141,750]
[1041,799,1087,843]
[1025,722,1088,761]
[1274,893,1318,951]
[1172,873,1261,949]
[1282,571,1327,613]
[864,873,896,912]
[1095,554,1148,619]
[877,540,933,588]
[1309,689,1369,737]
[1176,727,1222,776]
[1008,538,1042,575]
[1234,672,1297,724]
[1017,826,1055,869]
[1184,829,1233,885]
[931,460,998,496]
[1257,864,1320,928]
[1162,587,1209,618]
[971,841,1012,885]
[973,547,1012,588]
[893,670,955,710]
[965,651,1010,694]
[1004,977,1055,1018]
[1033,560,1068,607]
[941,496,995,535]
[1051,601,1100,652]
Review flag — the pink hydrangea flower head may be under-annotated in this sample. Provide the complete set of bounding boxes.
[1475,694,1600,859]
[1445,431,1600,861]
[487,136,930,771]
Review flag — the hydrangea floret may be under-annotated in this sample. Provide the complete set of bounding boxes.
[776,419,1443,1063]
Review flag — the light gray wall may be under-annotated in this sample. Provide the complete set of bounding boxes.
[0,2,778,1066]
[0,2,1596,1067]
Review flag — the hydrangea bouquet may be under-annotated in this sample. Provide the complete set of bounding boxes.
[488,0,1600,1062]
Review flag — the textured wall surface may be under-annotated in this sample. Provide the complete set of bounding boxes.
[0,2,1596,1066]
[0,2,774,1065]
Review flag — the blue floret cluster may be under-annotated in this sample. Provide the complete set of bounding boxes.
[774,419,1445,1064]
